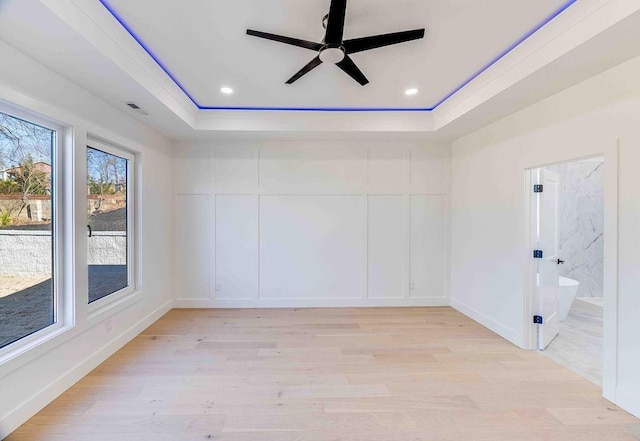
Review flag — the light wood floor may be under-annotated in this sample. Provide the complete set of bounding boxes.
[6,307,640,440]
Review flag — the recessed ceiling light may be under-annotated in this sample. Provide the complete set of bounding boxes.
[220,87,234,95]
[405,88,419,96]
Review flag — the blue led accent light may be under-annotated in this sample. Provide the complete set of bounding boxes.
[98,0,579,112]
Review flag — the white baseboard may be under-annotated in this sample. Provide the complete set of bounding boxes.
[450,298,523,347]
[175,297,449,309]
[616,387,640,419]
[0,299,173,439]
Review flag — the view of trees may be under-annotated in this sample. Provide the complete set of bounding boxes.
[1,113,128,225]
[0,112,53,223]
[87,147,127,213]
[9,155,49,218]
[87,147,126,195]
[0,179,19,194]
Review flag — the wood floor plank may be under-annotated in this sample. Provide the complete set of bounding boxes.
[221,409,564,432]
[5,307,640,441]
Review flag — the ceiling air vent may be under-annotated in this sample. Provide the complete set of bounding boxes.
[125,101,149,116]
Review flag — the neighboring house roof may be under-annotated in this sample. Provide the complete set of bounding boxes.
[3,162,51,176]
[0,162,52,193]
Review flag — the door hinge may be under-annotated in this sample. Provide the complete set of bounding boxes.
[533,250,543,259]
[534,184,544,193]
[533,315,543,324]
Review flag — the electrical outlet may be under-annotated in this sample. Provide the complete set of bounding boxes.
[215,283,222,292]
[106,319,112,333]
[409,283,415,290]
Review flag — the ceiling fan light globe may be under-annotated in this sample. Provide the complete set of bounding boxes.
[319,47,346,64]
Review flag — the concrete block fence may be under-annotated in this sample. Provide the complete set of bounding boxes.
[0,231,126,277]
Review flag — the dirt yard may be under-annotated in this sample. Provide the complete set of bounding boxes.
[0,275,50,298]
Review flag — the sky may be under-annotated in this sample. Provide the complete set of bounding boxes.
[0,111,53,171]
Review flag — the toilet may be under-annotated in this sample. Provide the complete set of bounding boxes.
[558,277,580,321]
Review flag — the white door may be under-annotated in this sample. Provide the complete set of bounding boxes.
[534,169,560,350]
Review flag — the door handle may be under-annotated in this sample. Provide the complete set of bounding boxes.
[87,224,92,238]
[557,259,565,265]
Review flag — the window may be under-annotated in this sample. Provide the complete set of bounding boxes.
[0,102,139,360]
[87,142,134,304]
[0,111,57,349]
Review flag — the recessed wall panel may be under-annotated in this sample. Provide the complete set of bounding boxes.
[174,144,211,194]
[368,147,405,190]
[215,195,259,299]
[260,147,366,192]
[260,195,364,299]
[215,146,259,191]
[368,196,404,299]
[410,195,448,299]
[411,146,448,194]
[175,195,212,299]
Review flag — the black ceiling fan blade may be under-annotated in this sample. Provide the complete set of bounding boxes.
[325,0,348,45]
[343,29,425,54]
[336,55,369,86]
[247,29,323,51]
[286,56,323,84]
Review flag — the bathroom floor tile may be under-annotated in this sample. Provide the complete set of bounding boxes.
[542,299,603,386]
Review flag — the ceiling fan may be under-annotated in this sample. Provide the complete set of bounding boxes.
[246,0,425,86]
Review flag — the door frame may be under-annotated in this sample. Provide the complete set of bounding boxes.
[522,141,619,402]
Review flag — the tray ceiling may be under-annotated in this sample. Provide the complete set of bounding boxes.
[99,0,577,111]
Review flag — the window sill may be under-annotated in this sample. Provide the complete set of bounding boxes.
[0,323,74,380]
[87,287,144,324]
[0,289,145,380]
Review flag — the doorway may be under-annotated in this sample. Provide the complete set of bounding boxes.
[529,157,605,386]
[524,142,619,403]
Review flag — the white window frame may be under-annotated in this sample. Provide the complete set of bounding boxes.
[86,137,137,314]
[0,102,69,362]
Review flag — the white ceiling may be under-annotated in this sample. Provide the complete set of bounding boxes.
[102,0,571,109]
[0,0,196,137]
[0,0,639,140]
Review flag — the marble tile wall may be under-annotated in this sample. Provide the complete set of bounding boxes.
[547,158,604,297]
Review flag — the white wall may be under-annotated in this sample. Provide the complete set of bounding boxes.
[174,141,450,308]
[450,54,640,417]
[0,41,174,437]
